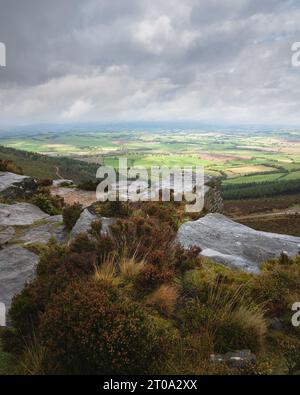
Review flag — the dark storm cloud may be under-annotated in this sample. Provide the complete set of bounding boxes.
[0,0,300,124]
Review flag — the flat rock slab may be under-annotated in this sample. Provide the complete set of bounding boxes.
[177,214,300,273]
[70,209,116,239]
[18,215,66,245]
[0,203,49,226]
[0,245,39,311]
[0,226,15,246]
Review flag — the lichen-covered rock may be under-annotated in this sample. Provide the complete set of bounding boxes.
[0,202,49,226]
[177,213,300,273]
[0,245,39,311]
[0,171,38,200]
[70,208,116,239]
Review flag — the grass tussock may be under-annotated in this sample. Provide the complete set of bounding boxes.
[147,285,179,316]
[94,254,118,285]
[20,337,49,375]
[119,257,146,281]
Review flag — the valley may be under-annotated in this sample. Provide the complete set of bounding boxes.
[1,128,299,185]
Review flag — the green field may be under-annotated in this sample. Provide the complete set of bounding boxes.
[1,128,300,185]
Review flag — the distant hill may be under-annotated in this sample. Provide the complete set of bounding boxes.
[0,145,99,183]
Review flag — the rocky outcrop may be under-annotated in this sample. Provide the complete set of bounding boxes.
[0,245,39,310]
[70,208,116,240]
[203,179,223,213]
[177,213,300,273]
[0,171,38,200]
[0,202,49,226]
[210,350,256,369]
[0,213,66,319]
[97,174,223,214]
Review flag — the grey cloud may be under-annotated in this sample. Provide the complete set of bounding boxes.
[0,0,300,124]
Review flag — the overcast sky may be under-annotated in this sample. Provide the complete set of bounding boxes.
[0,0,300,126]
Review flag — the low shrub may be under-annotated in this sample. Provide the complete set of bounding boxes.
[62,203,82,231]
[110,216,175,264]
[37,179,53,187]
[31,191,63,215]
[40,280,167,374]
[92,201,132,218]
[134,264,175,293]
[69,233,96,254]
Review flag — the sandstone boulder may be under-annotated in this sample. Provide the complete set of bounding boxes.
[70,208,116,239]
[177,213,300,273]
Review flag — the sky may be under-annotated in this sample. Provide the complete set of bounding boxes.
[0,0,300,126]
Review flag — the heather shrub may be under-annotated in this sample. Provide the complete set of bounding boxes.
[134,264,175,293]
[37,179,53,187]
[31,191,63,215]
[92,200,132,218]
[62,203,82,231]
[39,280,167,374]
[95,235,117,263]
[274,333,300,374]
[249,259,300,316]
[7,285,40,341]
[171,245,202,274]
[140,201,180,230]
[36,241,67,277]
[3,240,97,352]
[69,233,96,254]
[110,216,175,264]
[63,251,96,278]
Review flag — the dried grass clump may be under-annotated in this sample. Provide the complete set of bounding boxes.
[119,257,145,281]
[94,254,118,285]
[147,285,179,315]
